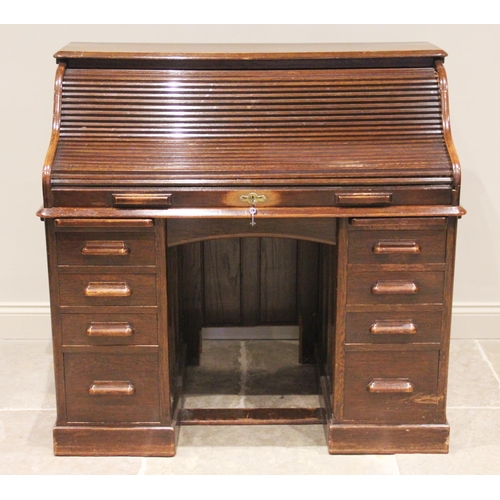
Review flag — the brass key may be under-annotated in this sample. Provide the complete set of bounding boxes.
[249,206,257,226]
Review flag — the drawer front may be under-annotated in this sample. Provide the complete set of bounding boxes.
[343,351,440,424]
[347,271,445,305]
[64,352,160,423]
[346,310,442,344]
[156,187,449,208]
[58,273,157,306]
[61,313,158,346]
[56,232,156,267]
[348,229,446,265]
[52,186,452,208]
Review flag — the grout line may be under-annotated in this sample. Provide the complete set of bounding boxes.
[237,340,248,408]
[393,455,402,475]
[137,457,147,475]
[475,339,500,390]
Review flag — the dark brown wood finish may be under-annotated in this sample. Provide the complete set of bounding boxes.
[43,63,65,208]
[50,66,453,189]
[177,237,318,330]
[45,219,68,424]
[39,43,463,456]
[39,205,466,219]
[178,408,326,425]
[179,242,204,366]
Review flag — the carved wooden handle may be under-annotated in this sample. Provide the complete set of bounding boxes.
[369,320,417,335]
[367,378,414,394]
[81,240,130,256]
[336,193,392,206]
[112,193,172,207]
[371,280,418,295]
[84,282,132,297]
[88,381,135,396]
[86,322,134,337]
[373,240,420,254]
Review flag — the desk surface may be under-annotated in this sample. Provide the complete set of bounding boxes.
[55,42,447,60]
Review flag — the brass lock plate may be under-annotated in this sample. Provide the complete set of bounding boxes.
[239,192,267,205]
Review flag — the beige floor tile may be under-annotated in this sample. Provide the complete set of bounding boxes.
[244,340,302,370]
[184,340,319,408]
[0,410,142,474]
[183,394,320,409]
[184,340,242,396]
[396,408,500,474]
[183,395,244,409]
[242,395,322,408]
[197,340,242,370]
[0,340,56,409]
[145,425,399,475]
[178,423,325,447]
[447,340,500,407]
[244,340,318,396]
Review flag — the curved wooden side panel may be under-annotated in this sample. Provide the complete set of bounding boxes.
[42,62,66,208]
[436,61,461,204]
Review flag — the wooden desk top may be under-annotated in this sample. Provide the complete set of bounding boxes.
[54,42,447,61]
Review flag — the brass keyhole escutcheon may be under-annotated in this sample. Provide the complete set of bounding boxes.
[239,192,267,205]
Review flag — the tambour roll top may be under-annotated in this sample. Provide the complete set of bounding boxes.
[43,42,460,206]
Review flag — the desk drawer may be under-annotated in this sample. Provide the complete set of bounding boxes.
[61,313,158,346]
[346,310,442,345]
[343,350,440,424]
[58,273,157,307]
[348,229,446,265]
[53,186,453,208]
[56,232,156,267]
[64,352,160,423]
[347,271,445,305]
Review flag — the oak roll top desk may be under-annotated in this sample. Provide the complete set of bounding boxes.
[38,42,465,456]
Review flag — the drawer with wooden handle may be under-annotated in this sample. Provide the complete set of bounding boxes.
[61,313,158,346]
[345,310,443,345]
[64,352,160,423]
[52,186,452,208]
[58,273,157,307]
[347,229,447,265]
[347,271,445,305]
[56,232,156,267]
[343,350,440,424]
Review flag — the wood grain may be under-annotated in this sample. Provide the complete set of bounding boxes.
[40,43,463,456]
[47,59,456,191]
[203,238,241,325]
[64,351,160,423]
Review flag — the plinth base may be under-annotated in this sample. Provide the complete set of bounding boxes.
[54,425,177,457]
[327,422,450,454]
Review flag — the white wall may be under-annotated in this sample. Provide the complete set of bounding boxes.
[1,25,498,338]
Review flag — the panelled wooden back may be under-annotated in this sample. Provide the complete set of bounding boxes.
[52,67,454,186]
[180,237,319,327]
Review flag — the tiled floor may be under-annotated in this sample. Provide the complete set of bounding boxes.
[1,338,500,474]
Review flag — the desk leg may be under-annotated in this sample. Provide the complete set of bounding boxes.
[298,240,320,364]
[179,242,204,366]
